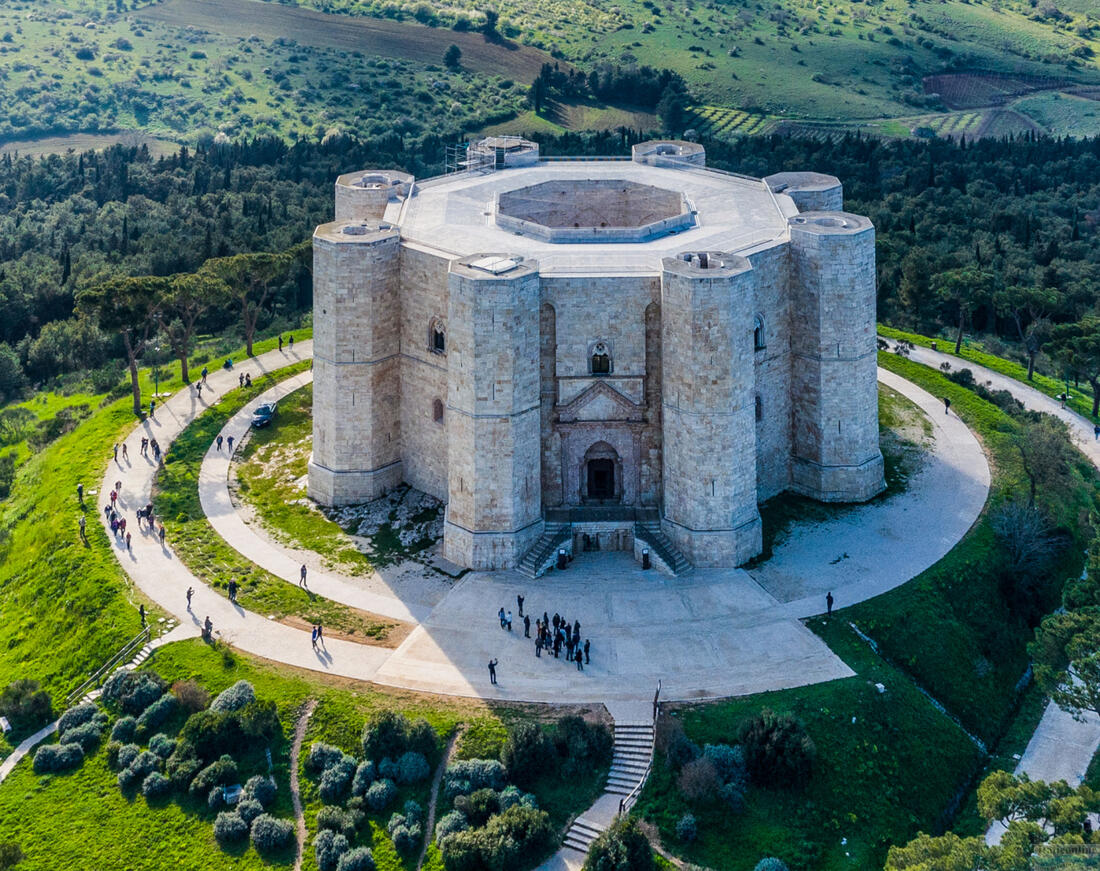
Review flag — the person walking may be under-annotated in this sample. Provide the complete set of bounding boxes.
[78,515,87,542]
[311,625,318,650]
[227,435,235,453]
[1094,424,1099,442]
[245,373,252,388]
[584,638,590,665]
[121,443,129,461]
[140,437,148,457]
[943,396,951,415]
[517,594,524,618]
[197,381,204,400]
[278,335,284,352]
[139,604,146,626]
[149,398,156,418]
[535,634,542,658]
[186,587,194,610]
[77,482,84,505]
[158,522,166,545]
[289,335,295,351]
[505,610,513,631]
[523,613,531,638]
[227,579,238,603]
[125,531,132,552]
[299,564,308,587]
[239,372,245,388]
[201,366,208,385]
[317,623,324,645]
[113,443,119,462]
[826,590,834,617]
[203,616,213,641]
[487,658,498,685]
[216,435,223,451]
[498,606,506,629]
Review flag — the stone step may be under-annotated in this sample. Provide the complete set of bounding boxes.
[570,818,604,838]
[610,762,649,776]
[563,832,596,852]
[613,750,652,763]
[605,783,634,796]
[613,739,654,751]
[607,774,645,789]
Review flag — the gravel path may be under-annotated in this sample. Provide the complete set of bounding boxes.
[290,698,319,871]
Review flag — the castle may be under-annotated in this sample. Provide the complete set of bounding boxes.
[308,138,884,574]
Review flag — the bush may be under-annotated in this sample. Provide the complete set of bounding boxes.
[501,723,554,787]
[443,758,506,798]
[703,743,748,791]
[754,860,789,871]
[403,799,423,825]
[435,809,469,845]
[336,846,375,871]
[739,709,816,788]
[149,733,175,760]
[214,811,249,845]
[378,756,398,781]
[678,757,721,803]
[239,699,280,741]
[210,680,255,713]
[167,756,201,791]
[101,671,166,716]
[61,719,105,752]
[396,751,430,784]
[129,750,162,779]
[209,785,227,811]
[189,754,239,798]
[318,805,358,839]
[391,823,421,855]
[315,829,350,871]
[32,742,83,774]
[352,760,376,796]
[179,709,245,760]
[554,716,613,773]
[241,774,277,807]
[142,771,171,799]
[675,812,697,843]
[365,778,397,812]
[110,717,137,743]
[307,742,345,775]
[251,814,294,852]
[454,788,501,828]
[581,817,655,871]
[236,798,264,825]
[719,780,746,812]
[57,702,98,735]
[0,679,52,731]
[115,742,141,771]
[441,805,553,871]
[171,679,210,714]
[361,711,436,762]
[319,753,357,803]
[136,693,176,735]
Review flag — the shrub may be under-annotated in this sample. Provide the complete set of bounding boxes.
[101,671,166,716]
[171,679,210,714]
[319,753,357,803]
[739,709,816,788]
[0,679,52,731]
[754,860,789,871]
[441,805,553,871]
[210,680,255,713]
[149,733,175,760]
[361,711,436,762]
[391,823,421,855]
[435,809,469,845]
[105,741,123,768]
[251,813,294,852]
[33,742,84,774]
[128,750,162,779]
[61,719,105,752]
[57,702,98,734]
[403,799,422,825]
[318,805,358,839]
[377,756,398,781]
[239,699,280,740]
[497,785,537,810]
[116,742,141,771]
[142,771,171,799]
[365,778,397,812]
[675,812,697,843]
[554,716,613,773]
[242,774,277,807]
[236,798,264,825]
[110,717,137,743]
[307,742,344,775]
[454,788,501,828]
[443,758,506,798]
[703,743,748,791]
[501,723,554,787]
[396,751,430,784]
[209,785,227,811]
[189,754,239,798]
[315,829,350,871]
[719,780,746,812]
[581,817,655,871]
[179,709,245,760]
[335,846,375,871]
[678,757,721,803]
[406,718,438,757]
[168,756,201,791]
[117,765,142,791]
[214,811,249,845]
[136,693,176,735]
[352,760,376,796]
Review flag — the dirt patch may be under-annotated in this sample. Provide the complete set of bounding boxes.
[140,0,559,80]
[280,612,410,649]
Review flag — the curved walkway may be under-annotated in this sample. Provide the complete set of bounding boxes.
[879,339,1100,842]
[97,339,991,707]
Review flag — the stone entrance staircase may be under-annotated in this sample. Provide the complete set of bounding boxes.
[516,522,571,579]
[560,717,656,855]
[633,517,692,576]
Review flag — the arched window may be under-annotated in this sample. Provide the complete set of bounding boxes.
[590,341,611,375]
[753,315,766,351]
[755,395,763,422]
[433,399,444,423]
[429,319,446,355]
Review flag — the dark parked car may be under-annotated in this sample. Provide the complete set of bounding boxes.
[251,402,277,428]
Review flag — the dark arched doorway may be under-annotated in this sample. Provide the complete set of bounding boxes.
[587,458,615,501]
[581,441,621,504]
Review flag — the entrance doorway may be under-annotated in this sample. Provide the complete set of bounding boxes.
[587,459,615,501]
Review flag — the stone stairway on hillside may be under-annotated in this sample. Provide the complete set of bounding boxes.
[561,719,655,854]
[633,519,692,576]
[516,523,571,579]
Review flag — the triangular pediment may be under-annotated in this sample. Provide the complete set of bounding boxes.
[558,380,644,423]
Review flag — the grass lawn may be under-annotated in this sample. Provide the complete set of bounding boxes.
[153,364,400,644]
[637,619,983,871]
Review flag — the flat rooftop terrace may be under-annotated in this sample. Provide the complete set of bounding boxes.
[387,159,797,276]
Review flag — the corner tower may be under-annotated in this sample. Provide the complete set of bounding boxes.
[789,212,885,502]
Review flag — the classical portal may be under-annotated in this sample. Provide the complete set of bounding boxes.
[308,137,884,572]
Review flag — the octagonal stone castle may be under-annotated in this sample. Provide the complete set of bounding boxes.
[308,138,884,574]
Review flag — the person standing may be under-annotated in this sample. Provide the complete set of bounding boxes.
[535,633,542,658]
[158,522,166,545]
[826,591,834,617]
[584,639,590,664]
[1094,424,1099,442]
[289,335,295,351]
[228,579,237,603]
[139,604,146,626]
[186,587,194,610]
[517,594,524,618]
[523,613,531,638]
[77,482,84,505]
[299,564,308,587]
[278,335,284,352]
[943,396,951,415]
[113,443,119,462]
[203,616,213,641]
[505,610,513,632]
[498,607,506,629]
[196,381,203,399]
[216,435,223,451]
[121,443,129,461]
[201,366,208,385]
[126,531,132,552]
[573,619,580,641]
[487,658,498,685]
[227,435,235,453]
[79,515,87,543]
[576,647,584,671]
[149,399,156,418]
[239,372,245,388]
